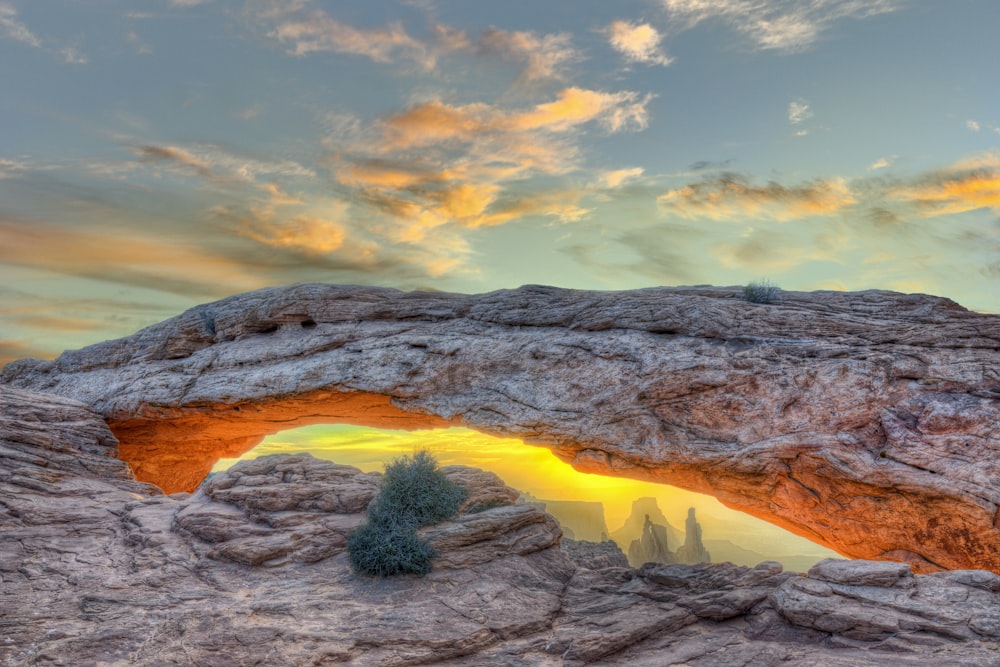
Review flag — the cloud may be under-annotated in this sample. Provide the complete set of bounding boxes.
[477,28,579,82]
[230,209,348,255]
[325,87,651,241]
[0,218,264,298]
[58,46,87,64]
[131,143,315,187]
[661,0,903,53]
[601,167,644,189]
[0,339,52,366]
[868,156,893,171]
[0,2,41,48]
[711,226,849,271]
[254,3,581,83]
[0,157,28,179]
[658,173,856,220]
[966,120,981,132]
[891,164,1000,216]
[788,99,812,125]
[270,13,436,68]
[126,30,153,55]
[606,20,673,67]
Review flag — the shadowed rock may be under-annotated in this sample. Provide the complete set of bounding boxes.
[3,283,998,573]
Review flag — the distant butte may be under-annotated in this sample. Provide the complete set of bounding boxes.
[3,283,998,573]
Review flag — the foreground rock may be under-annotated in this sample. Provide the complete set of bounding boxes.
[3,384,1000,666]
[2,283,998,572]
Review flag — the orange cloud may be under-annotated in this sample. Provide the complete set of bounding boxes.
[510,88,650,133]
[0,218,264,297]
[658,173,856,220]
[237,214,346,254]
[322,87,649,245]
[894,168,1000,216]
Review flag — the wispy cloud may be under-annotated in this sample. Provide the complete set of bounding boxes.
[58,46,87,64]
[131,142,315,187]
[868,156,894,171]
[606,21,673,67]
[661,0,903,53]
[891,152,1000,216]
[0,157,28,179]
[477,28,579,82]
[0,3,88,63]
[271,13,436,68]
[0,339,52,366]
[658,173,855,220]
[966,119,981,132]
[126,29,153,55]
[0,217,264,298]
[601,167,645,189]
[0,2,41,48]
[253,2,581,84]
[788,99,812,125]
[654,149,1000,236]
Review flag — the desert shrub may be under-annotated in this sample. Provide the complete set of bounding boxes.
[347,516,435,577]
[347,450,467,577]
[369,450,468,528]
[743,279,780,304]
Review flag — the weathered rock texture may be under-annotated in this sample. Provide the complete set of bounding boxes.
[3,384,1000,666]
[3,283,999,573]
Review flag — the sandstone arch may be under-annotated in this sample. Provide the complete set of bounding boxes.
[3,283,998,573]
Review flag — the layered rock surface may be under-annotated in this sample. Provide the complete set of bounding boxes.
[3,383,1000,666]
[2,283,998,573]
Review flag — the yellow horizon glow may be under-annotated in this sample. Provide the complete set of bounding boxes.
[212,424,837,558]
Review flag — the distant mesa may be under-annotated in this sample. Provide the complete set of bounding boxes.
[611,497,685,550]
[523,494,610,543]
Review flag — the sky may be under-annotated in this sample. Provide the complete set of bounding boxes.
[1,0,998,364]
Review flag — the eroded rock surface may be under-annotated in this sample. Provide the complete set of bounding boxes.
[3,384,1000,666]
[3,283,998,573]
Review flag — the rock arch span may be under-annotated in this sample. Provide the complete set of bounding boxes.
[3,283,998,573]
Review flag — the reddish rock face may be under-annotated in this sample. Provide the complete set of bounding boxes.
[108,389,453,493]
[3,283,998,572]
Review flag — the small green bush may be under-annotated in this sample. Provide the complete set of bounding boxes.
[347,450,467,577]
[347,516,435,577]
[743,279,781,304]
[370,450,468,528]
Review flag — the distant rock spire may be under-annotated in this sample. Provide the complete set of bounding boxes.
[627,513,676,567]
[675,507,711,564]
